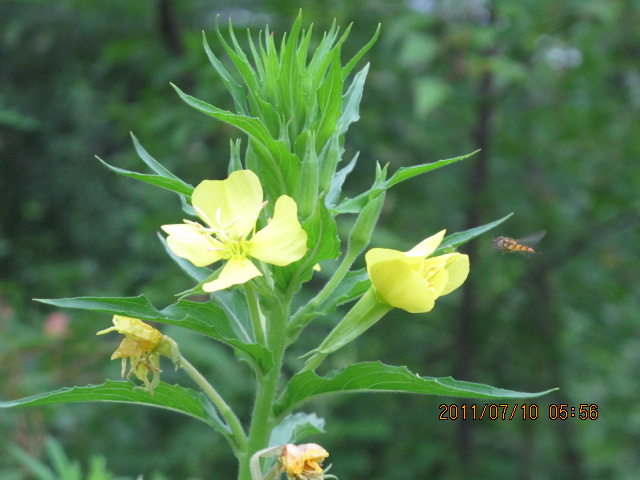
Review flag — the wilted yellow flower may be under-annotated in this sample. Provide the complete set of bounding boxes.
[97,316,179,393]
[365,230,469,313]
[280,443,329,480]
[162,170,307,292]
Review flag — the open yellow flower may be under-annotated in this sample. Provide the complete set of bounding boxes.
[365,230,469,313]
[280,443,329,480]
[162,170,307,292]
[97,316,179,393]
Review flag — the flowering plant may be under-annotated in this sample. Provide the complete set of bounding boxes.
[1,14,555,480]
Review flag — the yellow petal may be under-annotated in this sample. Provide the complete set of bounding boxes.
[248,195,307,266]
[421,255,451,297]
[162,223,223,267]
[406,229,446,258]
[192,170,263,238]
[281,443,329,477]
[202,256,262,292]
[366,248,436,313]
[439,253,470,296]
[105,318,163,353]
[110,337,139,360]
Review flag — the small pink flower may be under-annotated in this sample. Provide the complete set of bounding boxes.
[43,312,70,339]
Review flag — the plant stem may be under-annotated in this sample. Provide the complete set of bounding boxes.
[179,356,247,455]
[238,300,289,480]
[287,249,359,342]
[298,288,391,374]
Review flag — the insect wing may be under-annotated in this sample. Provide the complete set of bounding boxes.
[514,230,546,247]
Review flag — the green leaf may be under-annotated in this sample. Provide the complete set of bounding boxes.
[315,50,343,149]
[8,443,54,480]
[337,63,369,135]
[171,84,271,142]
[215,17,260,93]
[318,132,342,194]
[387,150,478,187]
[0,381,229,435]
[95,156,193,197]
[130,133,184,182]
[202,32,247,114]
[335,151,478,214]
[434,212,514,254]
[171,83,299,199]
[269,412,325,446]
[326,151,358,208]
[295,130,319,221]
[318,268,370,313]
[342,23,381,79]
[44,437,77,479]
[274,361,557,416]
[35,295,272,372]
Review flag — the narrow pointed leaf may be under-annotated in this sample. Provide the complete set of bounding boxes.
[316,51,343,148]
[130,133,186,182]
[275,361,557,416]
[337,63,369,135]
[326,152,358,208]
[95,156,193,197]
[171,83,298,197]
[387,150,479,187]
[214,17,260,93]
[342,24,380,79]
[0,381,229,435]
[35,296,271,371]
[170,85,272,143]
[8,444,53,479]
[435,213,514,254]
[335,151,477,214]
[202,32,247,114]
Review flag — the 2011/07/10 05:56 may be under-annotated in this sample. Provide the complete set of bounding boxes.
[438,403,599,420]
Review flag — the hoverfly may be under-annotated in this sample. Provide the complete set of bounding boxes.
[493,231,546,254]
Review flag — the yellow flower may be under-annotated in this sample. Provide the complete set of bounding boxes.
[97,316,179,393]
[162,170,307,292]
[365,230,469,313]
[280,443,329,480]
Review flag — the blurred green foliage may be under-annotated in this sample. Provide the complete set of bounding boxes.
[1,0,638,479]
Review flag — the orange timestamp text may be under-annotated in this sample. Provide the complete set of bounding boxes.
[439,403,599,421]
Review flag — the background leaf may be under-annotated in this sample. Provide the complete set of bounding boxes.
[268,412,325,446]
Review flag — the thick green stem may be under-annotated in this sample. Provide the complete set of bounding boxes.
[180,356,247,455]
[238,301,289,480]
